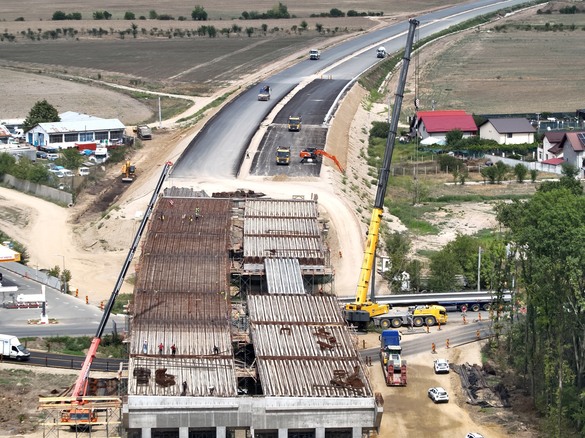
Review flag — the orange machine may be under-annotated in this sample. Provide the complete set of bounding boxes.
[299,148,344,173]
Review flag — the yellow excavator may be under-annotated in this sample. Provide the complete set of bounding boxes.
[343,18,419,330]
[121,160,136,183]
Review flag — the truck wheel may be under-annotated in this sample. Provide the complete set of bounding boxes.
[413,316,424,327]
[425,316,436,326]
[483,303,491,311]
[391,318,402,328]
[471,304,480,312]
[379,319,391,329]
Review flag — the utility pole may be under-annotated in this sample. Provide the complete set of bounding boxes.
[477,246,482,291]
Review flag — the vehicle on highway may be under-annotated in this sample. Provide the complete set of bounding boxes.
[258,85,271,101]
[309,49,321,60]
[376,46,387,58]
[428,386,449,403]
[276,146,291,165]
[465,433,484,438]
[287,115,302,131]
[434,358,450,374]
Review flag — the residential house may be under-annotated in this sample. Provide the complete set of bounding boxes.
[479,118,536,145]
[560,132,585,177]
[26,112,125,149]
[412,110,478,141]
[538,131,565,162]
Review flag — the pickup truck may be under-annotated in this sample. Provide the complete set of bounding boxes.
[258,85,271,101]
[309,49,321,60]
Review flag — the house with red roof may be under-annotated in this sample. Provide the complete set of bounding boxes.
[479,118,536,145]
[413,110,478,141]
[537,131,565,162]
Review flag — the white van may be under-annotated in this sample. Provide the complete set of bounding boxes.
[46,153,59,161]
[0,334,31,360]
[78,167,90,176]
[61,169,75,177]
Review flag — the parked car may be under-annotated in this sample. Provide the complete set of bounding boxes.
[36,151,48,159]
[434,358,450,374]
[46,153,59,161]
[428,387,449,403]
[465,434,484,438]
[61,169,74,177]
[78,167,90,176]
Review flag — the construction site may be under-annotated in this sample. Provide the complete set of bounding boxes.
[39,187,382,438]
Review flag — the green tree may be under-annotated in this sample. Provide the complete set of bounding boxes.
[514,163,528,183]
[60,148,84,170]
[428,250,459,292]
[445,129,463,146]
[300,20,308,31]
[382,231,411,291]
[330,8,345,17]
[149,10,158,19]
[52,11,67,20]
[539,163,583,195]
[530,168,538,183]
[93,11,104,20]
[191,5,208,20]
[245,27,254,37]
[23,99,60,132]
[315,23,323,33]
[124,11,135,20]
[0,153,17,176]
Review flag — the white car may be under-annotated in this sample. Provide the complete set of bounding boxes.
[434,358,450,374]
[428,386,449,403]
[466,434,484,438]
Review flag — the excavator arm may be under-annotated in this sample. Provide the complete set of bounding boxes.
[344,18,419,328]
[315,150,345,173]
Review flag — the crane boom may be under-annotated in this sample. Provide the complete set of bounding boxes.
[344,18,419,328]
[71,161,173,399]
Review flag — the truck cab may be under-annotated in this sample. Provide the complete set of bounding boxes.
[287,115,302,131]
[309,49,321,60]
[276,146,291,165]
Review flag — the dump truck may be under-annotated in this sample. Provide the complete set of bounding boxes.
[121,160,136,182]
[288,115,302,131]
[258,85,271,101]
[380,330,406,386]
[309,49,321,60]
[0,334,31,360]
[136,125,152,140]
[276,146,291,165]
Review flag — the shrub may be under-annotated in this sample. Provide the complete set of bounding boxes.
[124,11,135,20]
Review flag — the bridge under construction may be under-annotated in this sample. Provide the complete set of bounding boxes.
[46,188,381,438]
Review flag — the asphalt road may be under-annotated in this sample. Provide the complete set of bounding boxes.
[0,267,126,338]
[171,0,531,180]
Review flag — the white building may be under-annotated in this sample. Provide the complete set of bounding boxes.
[479,118,536,145]
[26,112,125,149]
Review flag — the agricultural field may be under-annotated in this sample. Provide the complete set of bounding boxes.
[413,6,585,115]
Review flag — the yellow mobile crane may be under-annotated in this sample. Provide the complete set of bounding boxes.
[343,18,419,329]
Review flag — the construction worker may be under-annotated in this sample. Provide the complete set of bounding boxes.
[195,207,200,219]
[158,342,164,354]
[171,343,177,356]
[142,340,148,354]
